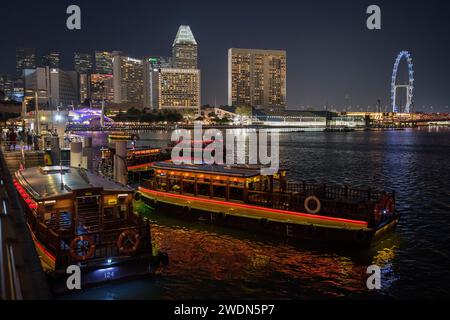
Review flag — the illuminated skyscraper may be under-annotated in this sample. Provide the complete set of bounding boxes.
[112,52,143,104]
[16,48,36,76]
[150,68,200,110]
[90,74,114,104]
[24,67,79,108]
[143,56,172,109]
[42,51,60,68]
[74,52,93,74]
[172,25,198,69]
[94,51,113,74]
[228,48,286,109]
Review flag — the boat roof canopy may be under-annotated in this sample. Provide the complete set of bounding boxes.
[152,161,267,178]
[16,166,133,201]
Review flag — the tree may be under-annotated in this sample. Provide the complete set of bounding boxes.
[235,105,252,117]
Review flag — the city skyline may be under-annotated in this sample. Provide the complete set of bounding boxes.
[0,0,449,111]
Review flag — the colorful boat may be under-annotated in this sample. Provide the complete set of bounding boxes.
[14,166,166,293]
[138,162,400,247]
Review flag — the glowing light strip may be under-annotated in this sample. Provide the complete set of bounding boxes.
[128,162,155,171]
[139,188,368,227]
[28,225,56,262]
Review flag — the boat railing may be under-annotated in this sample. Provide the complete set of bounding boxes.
[286,181,386,202]
[56,223,152,268]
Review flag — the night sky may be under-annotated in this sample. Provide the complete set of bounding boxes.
[1,0,449,111]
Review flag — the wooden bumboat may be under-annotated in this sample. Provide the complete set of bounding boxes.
[14,166,165,292]
[138,162,400,247]
[108,132,139,142]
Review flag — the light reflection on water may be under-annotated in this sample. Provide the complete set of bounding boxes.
[68,127,450,300]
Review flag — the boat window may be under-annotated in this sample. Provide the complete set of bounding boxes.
[229,187,244,201]
[197,182,210,197]
[212,185,227,199]
[182,180,195,195]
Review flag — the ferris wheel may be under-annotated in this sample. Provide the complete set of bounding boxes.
[391,51,414,113]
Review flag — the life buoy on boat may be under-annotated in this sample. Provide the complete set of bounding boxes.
[304,196,321,214]
[117,229,141,255]
[70,236,95,262]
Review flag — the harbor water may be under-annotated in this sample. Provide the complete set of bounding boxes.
[67,127,450,299]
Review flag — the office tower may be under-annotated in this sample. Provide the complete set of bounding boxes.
[79,73,90,103]
[16,48,37,76]
[24,67,79,108]
[90,74,114,104]
[172,25,198,69]
[74,52,93,74]
[150,68,200,110]
[143,56,172,109]
[0,74,13,101]
[42,51,60,68]
[94,51,113,74]
[228,48,286,109]
[112,52,143,104]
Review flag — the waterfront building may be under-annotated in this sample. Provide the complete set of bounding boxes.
[90,73,114,105]
[143,56,172,109]
[172,25,198,69]
[112,52,144,104]
[0,74,13,101]
[149,68,200,111]
[74,52,93,74]
[228,48,287,109]
[16,48,37,76]
[252,110,327,130]
[42,51,60,68]
[24,67,79,108]
[94,51,113,74]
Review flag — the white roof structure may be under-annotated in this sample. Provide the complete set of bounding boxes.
[172,25,197,46]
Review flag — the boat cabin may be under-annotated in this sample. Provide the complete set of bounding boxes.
[14,166,152,272]
[147,161,287,202]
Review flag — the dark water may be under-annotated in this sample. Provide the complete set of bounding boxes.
[68,127,450,299]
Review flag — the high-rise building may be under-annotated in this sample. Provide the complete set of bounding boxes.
[74,52,93,74]
[24,67,79,108]
[143,56,172,109]
[112,52,143,104]
[90,74,114,104]
[16,48,37,76]
[172,25,198,69]
[42,51,60,68]
[228,48,286,109]
[94,51,113,74]
[0,74,13,101]
[79,73,90,103]
[150,68,200,110]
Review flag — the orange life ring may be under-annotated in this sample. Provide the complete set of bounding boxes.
[70,236,95,261]
[117,229,141,255]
